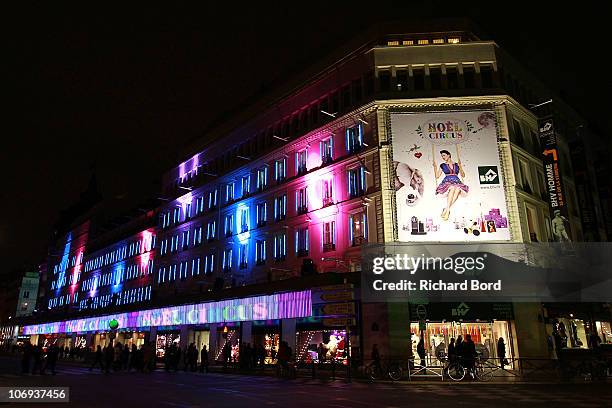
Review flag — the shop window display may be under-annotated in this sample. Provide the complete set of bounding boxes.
[295,330,349,365]
[215,328,240,363]
[156,332,180,358]
[410,321,515,367]
[595,321,612,344]
[551,318,588,349]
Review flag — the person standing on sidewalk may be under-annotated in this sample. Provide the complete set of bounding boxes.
[200,346,209,373]
[42,344,58,375]
[31,344,43,375]
[21,342,32,374]
[497,337,506,369]
[462,334,477,378]
[90,345,104,371]
[417,335,426,367]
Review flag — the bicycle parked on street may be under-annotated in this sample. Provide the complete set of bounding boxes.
[445,356,494,382]
[365,358,403,381]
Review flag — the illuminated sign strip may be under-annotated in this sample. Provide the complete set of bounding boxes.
[23,290,312,335]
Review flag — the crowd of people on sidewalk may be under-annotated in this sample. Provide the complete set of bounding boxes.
[19,342,61,375]
[88,341,156,373]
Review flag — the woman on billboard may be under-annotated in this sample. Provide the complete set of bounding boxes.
[433,148,469,220]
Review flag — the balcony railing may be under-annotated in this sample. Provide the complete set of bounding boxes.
[322,197,334,207]
[297,206,308,215]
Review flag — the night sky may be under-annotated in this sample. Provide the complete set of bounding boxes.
[3,4,608,279]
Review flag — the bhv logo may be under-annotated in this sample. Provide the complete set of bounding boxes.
[452,302,470,317]
[478,166,499,185]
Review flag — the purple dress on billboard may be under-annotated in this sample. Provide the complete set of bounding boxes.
[435,162,469,195]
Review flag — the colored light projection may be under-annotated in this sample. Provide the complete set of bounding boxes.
[23,290,312,335]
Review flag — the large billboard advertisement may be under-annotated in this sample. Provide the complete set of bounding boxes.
[391,110,511,242]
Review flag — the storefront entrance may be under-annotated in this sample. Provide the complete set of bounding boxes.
[410,320,515,366]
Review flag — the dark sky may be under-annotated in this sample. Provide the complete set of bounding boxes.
[3,3,608,277]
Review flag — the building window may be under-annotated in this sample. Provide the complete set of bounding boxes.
[346,124,363,153]
[274,234,286,261]
[481,65,493,88]
[169,264,177,281]
[255,240,266,265]
[413,68,425,90]
[275,158,286,183]
[397,69,408,91]
[418,39,429,45]
[518,159,533,194]
[512,118,525,147]
[172,206,181,224]
[350,211,368,246]
[179,260,188,281]
[222,248,232,271]
[295,227,309,256]
[204,254,215,274]
[296,149,308,175]
[208,189,218,210]
[256,167,268,191]
[446,66,458,89]
[207,220,217,241]
[430,66,442,90]
[321,137,333,165]
[224,214,234,236]
[226,183,235,202]
[182,230,190,250]
[184,203,192,220]
[379,70,391,92]
[274,194,287,221]
[239,207,249,233]
[433,38,445,44]
[193,226,203,246]
[23,291,30,299]
[322,179,334,207]
[348,166,367,198]
[239,244,248,269]
[448,37,460,44]
[192,257,201,276]
[387,40,399,46]
[256,202,267,227]
[323,221,336,252]
[296,187,308,214]
[463,65,475,88]
[195,196,205,215]
[242,175,251,197]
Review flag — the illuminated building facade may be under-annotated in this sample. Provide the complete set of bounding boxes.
[17,22,611,365]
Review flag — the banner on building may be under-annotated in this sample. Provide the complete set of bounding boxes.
[538,116,572,242]
[390,110,510,242]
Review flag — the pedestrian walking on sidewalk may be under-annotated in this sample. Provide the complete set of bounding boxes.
[21,342,32,374]
[200,346,209,373]
[31,345,43,375]
[497,337,506,369]
[417,334,426,366]
[90,345,104,371]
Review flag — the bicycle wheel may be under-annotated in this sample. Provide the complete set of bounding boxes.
[388,364,403,381]
[475,364,493,382]
[447,363,465,381]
